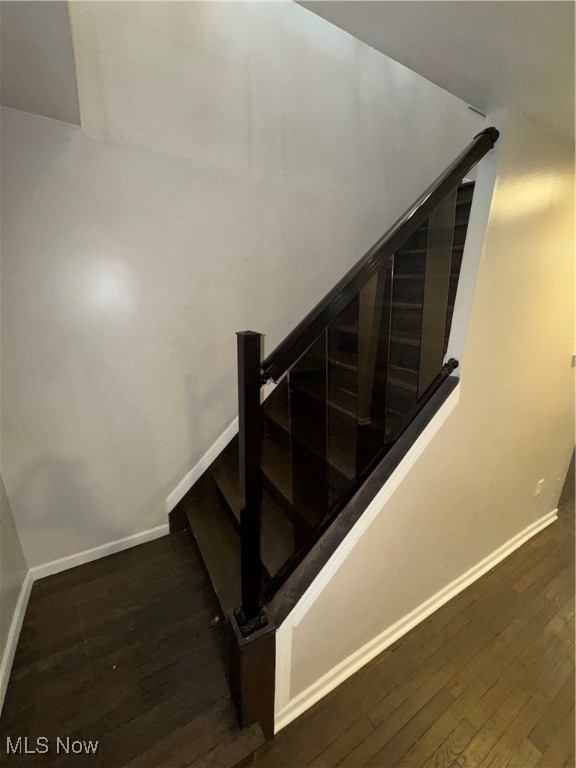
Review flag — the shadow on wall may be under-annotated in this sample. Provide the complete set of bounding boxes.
[180,367,236,472]
[559,449,575,507]
[11,457,125,560]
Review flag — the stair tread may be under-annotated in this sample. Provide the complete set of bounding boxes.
[391,301,454,312]
[264,393,290,432]
[263,392,357,481]
[185,496,241,616]
[392,301,423,310]
[294,378,357,418]
[286,357,418,414]
[387,404,410,418]
[390,332,420,346]
[213,464,294,578]
[334,324,359,336]
[394,273,460,281]
[389,364,418,389]
[397,244,464,257]
[329,351,358,370]
[328,438,356,480]
[264,437,293,505]
[420,216,470,231]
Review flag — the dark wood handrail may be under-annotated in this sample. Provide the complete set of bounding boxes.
[261,128,499,383]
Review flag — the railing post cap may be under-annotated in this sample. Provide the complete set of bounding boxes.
[474,126,500,146]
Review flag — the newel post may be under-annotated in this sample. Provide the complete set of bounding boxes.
[236,331,264,624]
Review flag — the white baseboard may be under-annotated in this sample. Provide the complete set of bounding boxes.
[2,521,172,711]
[0,571,33,714]
[30,523,169,581]
[165,383,278,514]
[275,507,558,732]
[165,419,238,513]
[274,385,461,722]
[1,416,242,709]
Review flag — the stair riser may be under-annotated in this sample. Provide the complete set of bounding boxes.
[387,382,418,414]
[331,296,360,329]
[265,417,290,453]
[329,361,357,393]
[269,360,424,434]
[394,252,463,277]
[332,326,359,356]
[263,472,292,518]
[391,306,423,336]
[389,338,420,370]
[393,277,426,304]
[393,270,460,301]
[400,228,427,253]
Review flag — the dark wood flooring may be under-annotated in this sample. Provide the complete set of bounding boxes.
[252,494,575,768]
[0,532,264,768]
[1,490,573,768]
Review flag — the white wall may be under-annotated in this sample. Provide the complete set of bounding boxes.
[0,1,482,568]
[277,108,574,725]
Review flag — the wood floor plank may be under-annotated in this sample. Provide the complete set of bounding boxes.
[119,699,236,768]
[252,701,347,768]
[188,722,265,768]
[0,532,262,768]
[421,719,478,768]
[512,552,562,593]
[396,676,487,767]
[367,603,519,729]
[529,677,575,754]
[4,489,574,768]
[535,707,575,768]
[327,654,420,724]
[364,688,455,767]
[450,591,554,695]
[385,593,474,658]
[457,687,531,768]
[306,715,374,767]
[476,693,547,768]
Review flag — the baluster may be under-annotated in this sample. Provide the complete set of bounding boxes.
[236,331,263,623]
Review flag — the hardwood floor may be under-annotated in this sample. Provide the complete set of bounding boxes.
[252,495,575,768]
[1,491,573,768]
[0,532,264,768]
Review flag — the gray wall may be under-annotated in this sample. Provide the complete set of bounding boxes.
[1,1,481,567]
[0,1,80,124]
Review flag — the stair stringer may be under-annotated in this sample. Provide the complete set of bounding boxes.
[271,378,461,732]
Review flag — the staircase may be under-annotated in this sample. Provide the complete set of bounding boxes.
[171,129,498,745]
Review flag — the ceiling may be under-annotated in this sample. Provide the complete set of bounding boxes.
[2,1,573,141]
[1,1,80,124]
[299,1,575,141]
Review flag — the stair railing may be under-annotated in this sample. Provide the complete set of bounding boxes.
[235,128,499,628]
